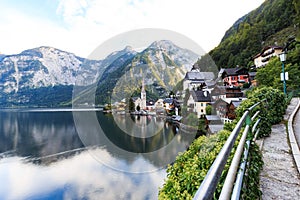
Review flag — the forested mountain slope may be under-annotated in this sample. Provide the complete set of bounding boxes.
[196,0,299,70]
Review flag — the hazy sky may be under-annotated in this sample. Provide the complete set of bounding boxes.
[0,0,265,58]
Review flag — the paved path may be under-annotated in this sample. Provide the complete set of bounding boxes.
[259,98,300,200]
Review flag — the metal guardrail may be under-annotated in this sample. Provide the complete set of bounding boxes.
[193,101,264,200]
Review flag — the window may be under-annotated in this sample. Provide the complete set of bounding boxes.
[201,103,203,106]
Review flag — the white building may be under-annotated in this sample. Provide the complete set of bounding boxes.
[183,67,215,91]
[253,46,283,68]
[187,90,212,118]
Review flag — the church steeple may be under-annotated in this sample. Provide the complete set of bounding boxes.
[141,78,146,110]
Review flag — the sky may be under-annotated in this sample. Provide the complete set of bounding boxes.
[0,0,265,58]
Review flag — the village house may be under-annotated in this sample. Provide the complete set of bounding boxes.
[211,85,226,101]
[225,87,244,98]
[212,98,229,123]
[253,46,283,68]
[226,100,243,120]
[221,67,250,87]
[210,98,243,123]
[183,66,215,91]
[111,98,127,114]
[205,115,222,125]
[187,90,211,118]
[204,115,224,134]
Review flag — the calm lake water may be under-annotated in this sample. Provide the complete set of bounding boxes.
[0,110,195,200]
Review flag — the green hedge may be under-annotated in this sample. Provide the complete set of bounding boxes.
[158,130,238,199]
[238,86,286,138]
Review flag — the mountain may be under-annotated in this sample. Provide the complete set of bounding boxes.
[0,40,199,107]
[196,0,299,69]
[95,40,199,104]
[0,47,101,93]
[0,46,137,107]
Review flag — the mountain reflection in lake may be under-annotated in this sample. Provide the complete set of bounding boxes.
[0,110,194,200]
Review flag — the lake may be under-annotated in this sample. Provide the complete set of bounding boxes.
[0,110,195,200]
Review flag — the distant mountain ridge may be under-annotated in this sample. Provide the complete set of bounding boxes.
[0,45,140,107]
[0,40,199,107]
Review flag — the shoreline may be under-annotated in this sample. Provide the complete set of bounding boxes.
[0,107,103,112]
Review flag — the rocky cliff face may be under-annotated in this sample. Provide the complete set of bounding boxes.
[0,47,99,93]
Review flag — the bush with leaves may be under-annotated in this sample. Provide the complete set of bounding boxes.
[158,130,237,200]
[241,141,263,199]
[238,86,286,138]
[247,86,286,124]
[248,87,287,138]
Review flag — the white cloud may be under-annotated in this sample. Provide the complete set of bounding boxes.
[55,0,265,56]
[0,8,66,54]
[0,149,165,200]
[0,0,265,57]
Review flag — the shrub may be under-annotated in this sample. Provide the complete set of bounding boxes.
[158,130,236,200]
[246,86,287,138]
[241,141,263,199]
[247,86,286,124]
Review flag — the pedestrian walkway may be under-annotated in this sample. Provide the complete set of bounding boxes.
[259,98,300,199]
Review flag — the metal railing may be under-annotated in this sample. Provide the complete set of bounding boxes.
[193,100,264,200]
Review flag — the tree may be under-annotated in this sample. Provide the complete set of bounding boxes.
[205,104,212,115]
[197,117,207,136]
[255,58,282,90]
[128,97,135,112]
[256,57,300,93]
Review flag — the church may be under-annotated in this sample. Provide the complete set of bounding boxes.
[132,79,147,111]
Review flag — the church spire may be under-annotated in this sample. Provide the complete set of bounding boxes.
[141,78,146,110]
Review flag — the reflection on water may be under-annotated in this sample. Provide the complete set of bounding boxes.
[0,110,194,199]
[0,111,83,159]
[100,114,176,153]
[0,149,165,200]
